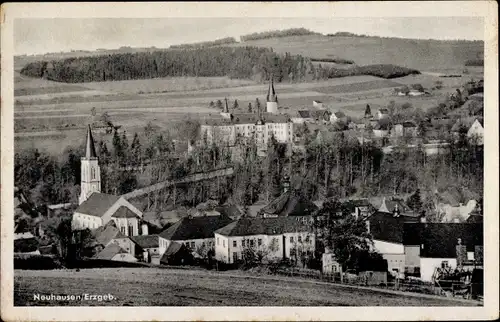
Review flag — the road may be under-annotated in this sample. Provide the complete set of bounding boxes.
[14,268,480,306]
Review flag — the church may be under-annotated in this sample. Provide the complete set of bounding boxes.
[71,125,147,237]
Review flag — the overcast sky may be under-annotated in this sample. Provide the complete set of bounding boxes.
[15,17,484,55]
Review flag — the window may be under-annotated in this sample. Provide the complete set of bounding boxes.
[223,240,225,247]
[233,240,237,247]
[120,226,125,234]
[298,236,302,243]
[128,224,133,236]
[233,252,238,263]
[190,242,195,249]
[250,239,254,247]
[91,167,96,180]
[242,240,246,247]
[202,242,205,247]
[305,235,310,243]
[290,236,294,243]
[258,238,262,246]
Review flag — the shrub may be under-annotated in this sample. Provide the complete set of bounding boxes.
[464,59,484,67]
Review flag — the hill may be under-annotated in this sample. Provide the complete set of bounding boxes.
[232,34,483,73]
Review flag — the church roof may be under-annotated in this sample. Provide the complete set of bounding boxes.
[259,191,318,217]
[112,206,140,218]
[85,124,97,158]
[93,221,127,246]
[75,193,120,217]
[266,77,278,103]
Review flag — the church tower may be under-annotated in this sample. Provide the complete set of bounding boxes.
[79,125,101,205]
[266,76,278,114]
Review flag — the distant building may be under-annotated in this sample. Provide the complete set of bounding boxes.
[403,223,483,281]
[259,191,318,218]
[214,217,315,265]
[372,121,391,138]
[313,100,324,109]
[392,121,417,138]
[377,108,390,120]
[292,110,331,124]
[330,111,347,124]
[91,221,138,258]
[451,117,484,145]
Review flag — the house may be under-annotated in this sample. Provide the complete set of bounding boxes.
[158,215,234,256]
[94,243,138,262]
[408,89,424,96]
[92,221,138,257]
[72,193,144,236]
[330,111,347,124]
[322,249,342,274]
[377,108,390,120]
[258,191,318,218]
[131,234,162,264]
[450,117,484,145]
[403,223,483,281]
[160,241,194,266]
[292,110,331,124]
[214,217,315,265]
[436,199,478,223]
[313,100,323,109]
[392,121,417,138]
[372,121,391,138]
[215,204,242,220]
[341,199,375,219]
[377,197,415,216]
[366,211,420,275]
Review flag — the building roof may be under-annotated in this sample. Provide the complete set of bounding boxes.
[202,112,290,126]
[85,124,97,158]
[111,206,140,218]
[159,215,234,241]
[402,121,417,128]
[214,204,242,219]
[403,223,483,258]
[94,243,128,260]
[297,110,313,118]
[93,221,127,246]
[378,108,389,114]
[451,117,483,132]
[368,211,420,244]
[378,197,414,215]
[266,77,278,103]
[215,216,311,237]
[342,199,375,213]
[75,193,120,217]
[259,191,318,217]
[131,235,159,249]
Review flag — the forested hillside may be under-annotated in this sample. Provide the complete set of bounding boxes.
[20,46,419,84]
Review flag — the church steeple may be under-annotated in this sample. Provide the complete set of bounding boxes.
[85,124,97,158]
[266,75,278,114]
[79,125,101,205]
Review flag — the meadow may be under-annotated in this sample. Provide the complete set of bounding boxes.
[14,268,478,306]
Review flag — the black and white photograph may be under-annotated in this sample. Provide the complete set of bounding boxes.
[1,2,498,321]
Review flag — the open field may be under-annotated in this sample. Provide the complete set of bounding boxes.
[14,268,479,306]
[230,35,483,73]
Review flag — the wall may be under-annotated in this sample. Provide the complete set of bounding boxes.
[72,213,102,230]
[420,257,457,282]
[161,237,214,257]
[111,253,138,262]
[100,197,143,230]
[110,237,136,256]
[79,158,101,204]
[404,245,421,274]
[373,240,404,255]
[112,217,139,237]
[383,253,405,274]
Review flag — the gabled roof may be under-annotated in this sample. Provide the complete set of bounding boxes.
[93,221,127,246]
[259,191,318,217]
[215,217,311,237]
[75,193,120,217]
[94,243,128,260]
[403,223,483,258]
[378,197,413,214]
[159,216,233,241]
[215,204,242,219]
[342,199,375,212]
[368,211,420,244]
[162,241,183,257]
[131,235,159,249]
[112,206,140,218]
[297,110,312,118]
[451,117,483,132]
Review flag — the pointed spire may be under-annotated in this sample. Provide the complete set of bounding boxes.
[85,124,97,158]
[224,97,229,113]
[266,75,277,103]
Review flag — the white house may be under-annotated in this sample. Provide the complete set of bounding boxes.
[158,215,234,257]
[467,119,484,145]
[403,223,483,281]
[313,100,324,109]
[131,234,162,264]
[214,217,315,264]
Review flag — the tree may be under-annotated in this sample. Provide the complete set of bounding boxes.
[100,112,111,124]
[90,107,97,117]
[315,199,373,270]
[247,102,253,113]
[255,98,261,114]
[216,99,223,110]
[364,104,372,118]
[112,130,122,162]
[407,189,423,213]
[233,99,239,110]
[209,101,215,108]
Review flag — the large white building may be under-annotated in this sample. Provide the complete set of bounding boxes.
[214,217,315,264]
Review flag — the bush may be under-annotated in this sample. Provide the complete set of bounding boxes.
[464,59,484,67]
[14,255,63,270]
[328,64,420,79]
[240,28,320,41]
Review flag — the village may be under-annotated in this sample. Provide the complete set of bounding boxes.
[14,74,484,301]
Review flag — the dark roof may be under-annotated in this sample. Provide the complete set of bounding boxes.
[343,198,373,208]
[215,205,242,219]
[93,221,127,246]
[298,110,312,118]
[112,206,140,218]
[403,223,483,258]
[75,193,120,217]
[14,237,39,253]
[163,241,183,257]
[267,77,278,102]
[368,211,420,244]
[259,191,318,217]
[131,235,159,249]
[94,243,127,260]
[378,198,414,215]
[159,216,233,241]
[215,217,311,237]
[85,124,97,158]
[374,121,391,131]
[402,121,417,128]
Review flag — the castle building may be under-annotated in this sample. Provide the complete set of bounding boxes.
[79,125,101,205]
[266,77,278,114]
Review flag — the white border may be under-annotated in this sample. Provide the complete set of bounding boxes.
[1,2,498,321]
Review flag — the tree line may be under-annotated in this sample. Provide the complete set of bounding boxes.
[240,28,320,41]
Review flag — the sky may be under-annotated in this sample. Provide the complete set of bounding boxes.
[14,17,484,55]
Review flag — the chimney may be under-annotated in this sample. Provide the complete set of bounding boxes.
[141,223,149,236]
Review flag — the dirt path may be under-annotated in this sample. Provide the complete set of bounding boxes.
[14,268,480,307]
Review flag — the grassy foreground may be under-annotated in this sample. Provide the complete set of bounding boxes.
[14,268,479,306]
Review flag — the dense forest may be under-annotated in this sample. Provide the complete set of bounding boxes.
[240,28,320,41]
[169,37,238,49]
[20,45,420,83]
